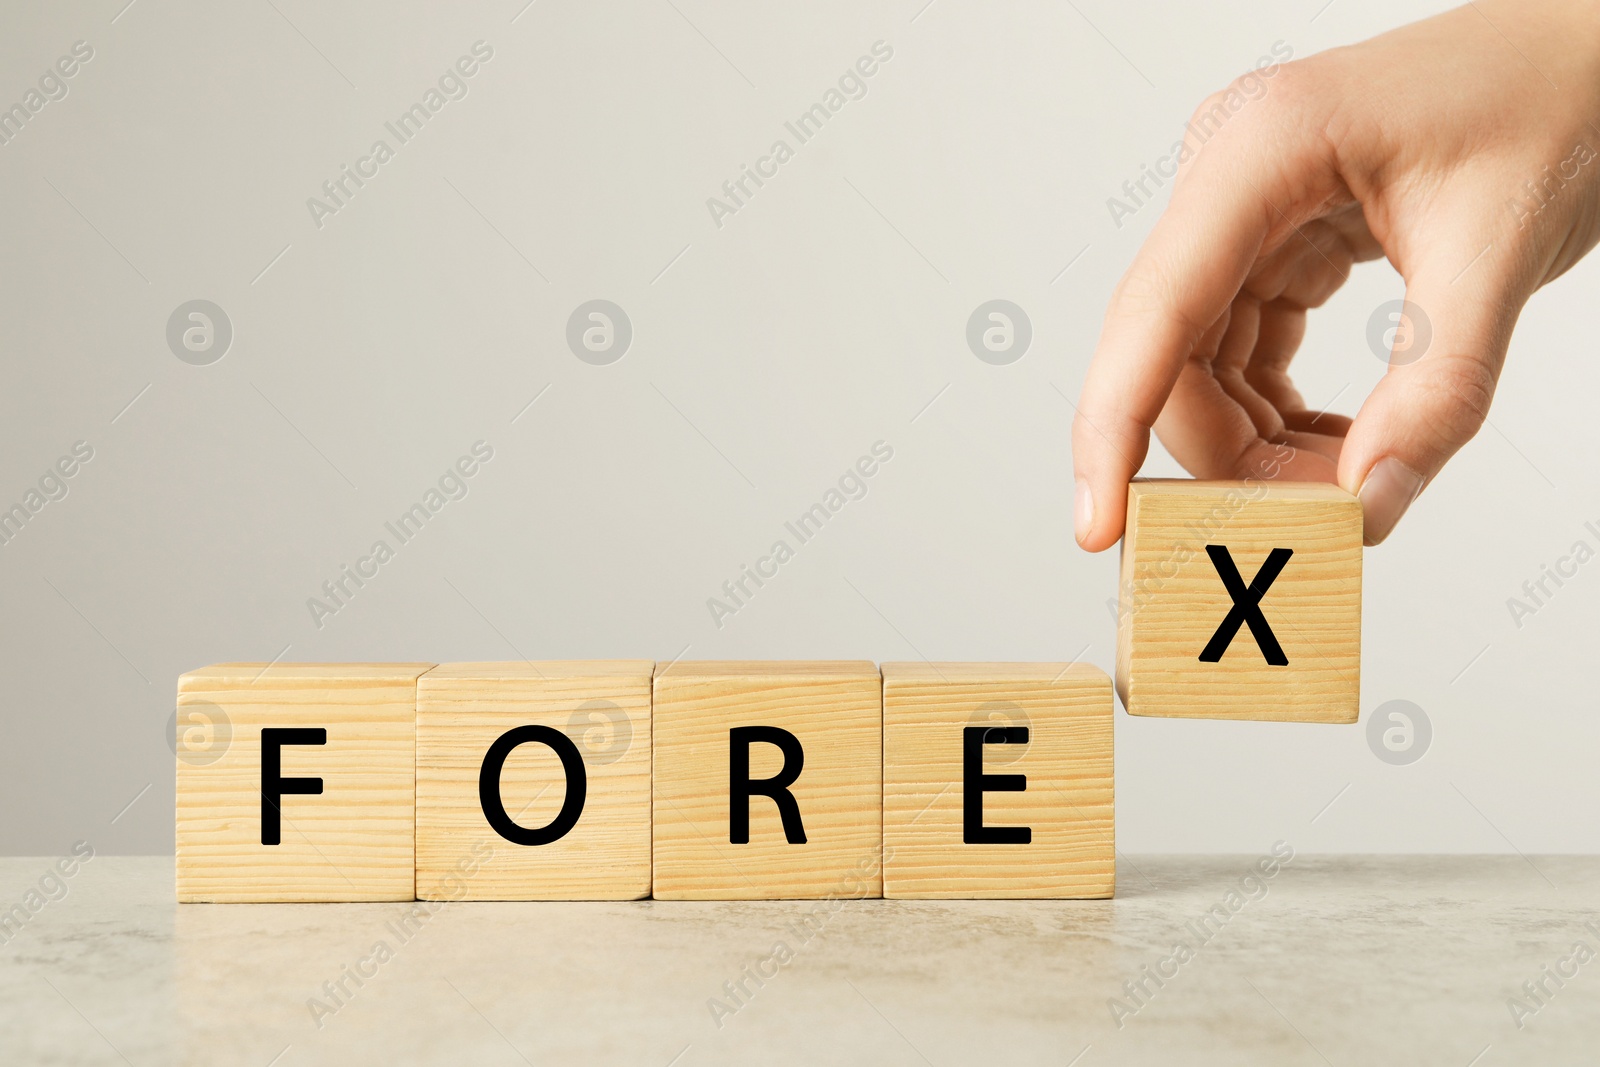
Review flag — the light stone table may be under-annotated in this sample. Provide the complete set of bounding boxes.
[1,856,1597,1066]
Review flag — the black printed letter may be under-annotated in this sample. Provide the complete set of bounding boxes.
[261,727,326,845]
[1199,544,1293,665]
[963,726,1031,844]
[729,726,807,844]
[479,725,587,846]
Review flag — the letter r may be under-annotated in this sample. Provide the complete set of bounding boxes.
[729,726,807,844]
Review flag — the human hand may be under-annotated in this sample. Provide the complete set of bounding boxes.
[1072,0,1600,549]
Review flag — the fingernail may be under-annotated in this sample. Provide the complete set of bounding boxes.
[1074,478,1095,545]
[1357,457,1425,546]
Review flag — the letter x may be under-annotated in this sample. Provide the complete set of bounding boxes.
[1199,545,1293,666]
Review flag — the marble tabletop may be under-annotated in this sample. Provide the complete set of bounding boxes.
[1,855,1595,1066]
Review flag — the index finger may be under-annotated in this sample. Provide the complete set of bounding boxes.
[1070,93,1327,549]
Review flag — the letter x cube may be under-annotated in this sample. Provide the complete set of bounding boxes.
[1117,480,1362,722]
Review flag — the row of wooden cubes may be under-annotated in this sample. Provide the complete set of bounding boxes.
[175,660,1114,902]
[177,479,1365,903]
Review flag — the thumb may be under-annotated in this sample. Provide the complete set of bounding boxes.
[1338,241,1526,545]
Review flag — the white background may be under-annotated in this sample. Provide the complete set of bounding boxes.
[1,0,1590,856]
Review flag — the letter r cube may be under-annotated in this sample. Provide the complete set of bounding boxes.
[651,661,881,900]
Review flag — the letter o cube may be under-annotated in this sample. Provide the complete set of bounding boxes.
[415,661,653,901]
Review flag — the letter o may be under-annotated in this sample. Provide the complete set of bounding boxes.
[479,725,587,846]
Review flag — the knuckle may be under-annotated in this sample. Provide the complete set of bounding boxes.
[1184,56,1326,154]
[1253,58,1318,117]
[1110,268,1165,317]
[1112,268,1212,343]
[1073,406,1148,463]
[1425,356,1498,438]
[1185,89,1232,134]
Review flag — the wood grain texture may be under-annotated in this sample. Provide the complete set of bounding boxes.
[415,661,652,901]
[175,663,432,903]
[1117,479,1362,722]
[881,663,1114,899]
[651,661,882,900]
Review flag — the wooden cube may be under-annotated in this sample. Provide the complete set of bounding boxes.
[415,661,652,900]
[175,663,432,902]
[651,661,882,900]
[881,662,1114,899]
[1117,479,1362,722]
